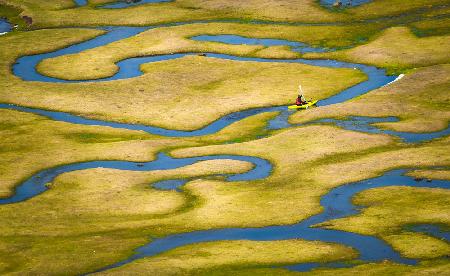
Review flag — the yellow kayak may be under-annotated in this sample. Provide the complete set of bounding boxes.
[288,100,318,109]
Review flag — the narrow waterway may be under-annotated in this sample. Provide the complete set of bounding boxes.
[2,21,448,274]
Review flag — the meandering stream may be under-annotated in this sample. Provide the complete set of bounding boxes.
[96,169,449,273]
[2,20,449,274]
[73,0,371,9]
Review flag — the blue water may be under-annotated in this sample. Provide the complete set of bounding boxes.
[152,179,189,192]
[13,26,150,83]
[10,27,400,140]
[192,34,330,53]
[320,0,372,7]
[99,0,173,9]
[0,153,271,204]
[73,0,88,6]
[95,169,450,273]
[0,103,287,137]
[0,18,12,34]
[408,224,450,242]
[3,22,450,274]
[73,0,370,9]
[12,31,376,84]
[310,116,450,143]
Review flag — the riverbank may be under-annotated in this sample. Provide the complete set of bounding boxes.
[0,0,448,274]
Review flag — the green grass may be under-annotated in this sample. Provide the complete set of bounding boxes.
[290,64,450,133]
[0,3,26,30]
[65,132,148,143]
[97,239,357,275]
[0,25,366,131]
[304,26,450,74]
[197,259,450,275]
[3,0,449,28]
[0,108,162,198]
[0,107,284,199]
[317,185,450,259]
[0,1,449,274]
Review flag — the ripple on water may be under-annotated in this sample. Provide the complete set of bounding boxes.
[0,18,12,35]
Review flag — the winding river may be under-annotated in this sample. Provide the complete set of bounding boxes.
[2,18,449,274]
[74,0,175,8]
[73,0,371,9]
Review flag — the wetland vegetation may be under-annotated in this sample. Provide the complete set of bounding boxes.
[0,0,448,274]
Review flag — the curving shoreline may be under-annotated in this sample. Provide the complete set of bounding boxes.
[73,0,370,9]
[93,169,449,273]
[2,19,449,274]
[74,0,174,8]
[0,153,271,205]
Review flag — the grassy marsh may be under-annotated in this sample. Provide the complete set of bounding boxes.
[0,154,257,274]
[170,130,449,231]
[2,0,449,28]
[36,22,386,80]
[0,107,281,198]
[290,64,450,133]
[97,240,357,275]
[0,108,155,197]
[317,186,450,259]
[0,27,366,131]
[0,119,395,274]
[304,27,450,74]
[200,259,450,275]
[0,0,449,274]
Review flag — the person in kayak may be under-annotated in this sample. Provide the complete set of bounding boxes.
[296,85,308,106]
[296,94,307,106]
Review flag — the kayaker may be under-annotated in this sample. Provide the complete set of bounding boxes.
[296,94,307,106]
[296,85,307,106]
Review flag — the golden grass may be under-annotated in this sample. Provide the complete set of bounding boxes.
[0,158,257,274]
[303,260,450,275]
[0,109,156,198]
[36,22,387,79]
[0,1,449,273]
[1,27,366,131]
[308,136,450,189]
[98,240,356,275]
[407,169,450,180]
[305,27,450,74]
[164,125,395,229]
[0,78,447,275]
[0,117,396,274]
[290,64,450,133]
[168,130,449,232]
[217,259,450,275]
[318,186,450,259]
[3,0,449,28]
[49,159,253,218]
[0,106,280,198]
[411,17,450,36]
